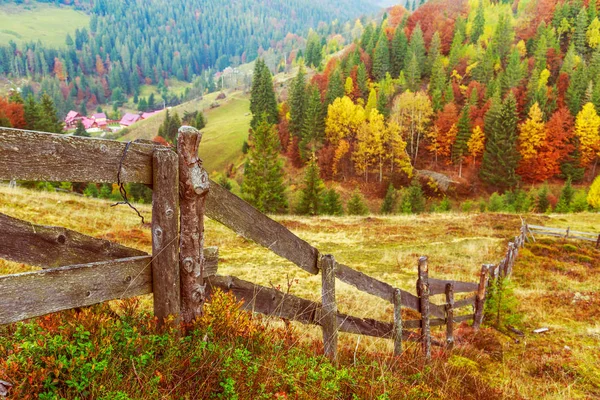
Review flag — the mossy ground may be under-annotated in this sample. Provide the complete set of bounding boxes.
[1,186,599,398]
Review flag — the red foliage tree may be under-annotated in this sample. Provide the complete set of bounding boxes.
[517,107,574,182]
[0,97,26,128]
[405,0,466,52]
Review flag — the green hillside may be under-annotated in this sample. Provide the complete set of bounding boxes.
[122,91,251,173]
[0,3,89,48]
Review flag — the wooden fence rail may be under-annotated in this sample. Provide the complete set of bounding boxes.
[527,224,600,247]
[0,126,527,362]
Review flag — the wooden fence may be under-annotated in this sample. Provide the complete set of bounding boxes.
[0,127,526,362]
[527,224,600,248]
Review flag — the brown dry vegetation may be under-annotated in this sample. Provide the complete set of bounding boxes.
[0,185,599,398]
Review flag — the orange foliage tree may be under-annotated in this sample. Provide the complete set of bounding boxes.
[0,97,26,128]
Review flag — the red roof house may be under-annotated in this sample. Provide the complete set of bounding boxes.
[65,111,83,128]
[119,113,142,127]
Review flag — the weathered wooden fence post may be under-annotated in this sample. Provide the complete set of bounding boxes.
[177,126,210,324]
[596,234,600,249]
[320,254,338,364]
[417,256,431,361]
[473,264,491,331]
[393,288,403,356]
[152,147,180,326]
[445,283,454,350]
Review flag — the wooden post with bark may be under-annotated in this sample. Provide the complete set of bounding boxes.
[416,256,431,361]
[152,148,180,326]
[596,234,600,249]
[320,254,338,364]
[393,288,403,356]
[445,283,454,350]
[473,264,491,331]
[177,126,210,324]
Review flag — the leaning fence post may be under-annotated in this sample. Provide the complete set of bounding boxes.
[320,254,338,364]
[417,256,431,361]
[152,147,181,326]
[445,283,454,350]
[473,264,491,331]
[393,288,403,356]
[177,126,210,325]
[596,234,600,249]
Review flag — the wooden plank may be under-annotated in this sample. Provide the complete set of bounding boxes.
[393,288,403,356]
[204,247,219,277]
[428,278,478,295]
[177,126,210,324]
[417,256,431,361]
[0,256,152,325]
[206,275,409,340]
[335,262,447,318]
[445,283,454,350]
[205,178,319,275]
[454,296,476,309]
[0,128,156,184]
[473,264,491,330]
[0,212,145,268]
[152,148,180,326]
[320,255,337,363]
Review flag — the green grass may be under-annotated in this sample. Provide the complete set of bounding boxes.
[0,3,90,48]
[122,91,251,173]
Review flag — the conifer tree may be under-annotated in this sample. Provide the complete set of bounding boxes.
[250,59,278,130]
[575,8,590,54]
[300,84,325,160]
[380,183,397,214]
[401,178,426,214]
[408,23,426,68]
[325,69,345,107]
[347,190,369,215]
[405,53,421,91]
[194,111,206,130]
[390,27,408,78]
[296,156,325,215]
[74,120,89,137]
[425,32,441,77]
[373,31,391,81]
[322,188,344,215]
[37,93,63,133]
[452,106,472,177]
[471,0,485,43]
[558,177,575,209]
[357,64,369,100]
[480,93,520,190]
[289,67,307,137]
[23,94,39,131]
[242,116,288,213]
[537,184,550,212]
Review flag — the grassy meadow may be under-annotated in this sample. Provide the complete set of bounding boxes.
[0,186,599,398]
[0,3,89,48]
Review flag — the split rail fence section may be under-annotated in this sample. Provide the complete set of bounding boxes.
[527,224,600,248]
[0,127,523,362]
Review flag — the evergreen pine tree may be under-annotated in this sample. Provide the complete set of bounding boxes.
[74,120,89,137]
[425,32,441,77]
[250,59,278,130]
[536,184,550,212]
[479,93,520,190]
[288,66,307,137]
[380,183,397,214]
[37,93,63,133]
[452,106,472,177]
[402,178,426,214]
[242,116,288,213]
[296,156,325,215]
[558,177,575,208]
[300,84,324,159]
[471,0,485,43]
[574,8,589,54]
[23,94,39,131]
[357,63,369,100]
[325,69,345,107]
[405,53,421,91]
[372,31,391,81]
[347,190,369,215]
[194,111,206,130]
[390,27,408,78]
[322,188,344,215]
[408,23,426,68]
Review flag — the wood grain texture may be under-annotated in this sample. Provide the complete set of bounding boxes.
[393,288,403,356]
[177,126,209,323]
[453,296,476,309]
[0,256,152,325]
[205,179,319,275]
[320,255,337,363]
[428,278,478,295]
[152,148,180,325]
[417,256,431,361]
[473,264,491,331]
[445,283,454,350]
[0,128,157,184]
[0,212,145,268]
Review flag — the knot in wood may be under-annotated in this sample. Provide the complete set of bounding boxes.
[165,208,174,219]
[191,284,206,302]
[191,166,210,195]
[56,234,67,244]
[183,257,194,273]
